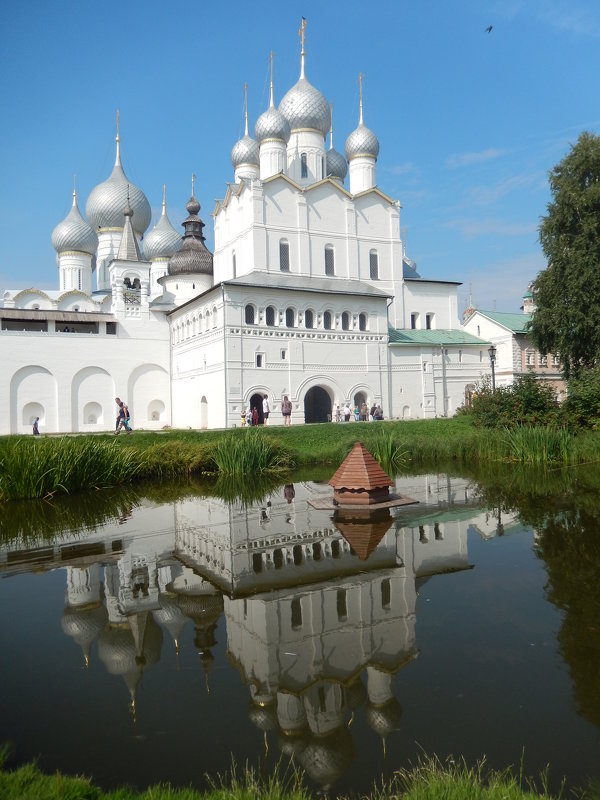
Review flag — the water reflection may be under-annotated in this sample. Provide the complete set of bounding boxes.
[1,469,599,794]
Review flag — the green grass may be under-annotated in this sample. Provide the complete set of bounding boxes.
[1,752,596,800]
[2,417,600,501]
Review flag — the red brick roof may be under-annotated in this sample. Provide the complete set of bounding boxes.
[329,442,393,491]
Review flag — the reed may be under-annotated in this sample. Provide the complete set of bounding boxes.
[211,430,294,475]
[503,426,571,465]
[367,430,408,475]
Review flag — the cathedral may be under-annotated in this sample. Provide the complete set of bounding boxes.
[0,25,488,435]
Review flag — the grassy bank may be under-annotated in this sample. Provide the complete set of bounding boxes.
[2,417,600,501]
[1,754,591,800]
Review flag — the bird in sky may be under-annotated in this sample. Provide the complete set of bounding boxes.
[485,25,493,33]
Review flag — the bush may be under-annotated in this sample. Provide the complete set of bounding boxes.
[565,368,600,429]
[466,374,560,429]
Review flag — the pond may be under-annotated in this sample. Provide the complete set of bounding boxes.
[0,466,599,797]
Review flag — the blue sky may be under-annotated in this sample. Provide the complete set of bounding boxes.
[2,0,599,315]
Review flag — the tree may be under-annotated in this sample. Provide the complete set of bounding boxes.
[529,131,600,378]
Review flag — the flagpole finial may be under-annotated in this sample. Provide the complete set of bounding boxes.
[244,82,249,136]
[358,73,364,125]
[298,17,307,78]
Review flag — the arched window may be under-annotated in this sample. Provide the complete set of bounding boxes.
[325,245,335,277]
[280,240,290,272]
[301,153,308,178]
[305,309,314,329]
[323,310,332,330]
[245,304,255,325]
[359,312,367,331]
[341,311,349,331]
[285,308,295,328]
[232,250,236,276]
[266,305,275,326]
[212,306,218,328]
[369,250,379,280]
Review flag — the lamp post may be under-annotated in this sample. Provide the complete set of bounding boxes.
[488,344,497,391]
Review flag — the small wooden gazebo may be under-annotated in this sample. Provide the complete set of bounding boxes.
[329,442,393,506]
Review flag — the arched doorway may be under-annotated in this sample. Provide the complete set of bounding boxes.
[353,391,367,409]
[304,386,332,424]
[249,393,264,425]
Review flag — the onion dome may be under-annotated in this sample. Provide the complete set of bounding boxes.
[167,183,214,276]
[52,188,98,255]
[279,34,330,136]
[143,186,182,261]
[255,55,290,144]
[326,108,347,181]
[86,125,151,235]
[231,83,260,168]
[345,76,379,160]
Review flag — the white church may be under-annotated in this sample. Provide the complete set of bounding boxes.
[0,25,489,435]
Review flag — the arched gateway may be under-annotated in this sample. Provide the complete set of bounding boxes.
[304,386,332,424]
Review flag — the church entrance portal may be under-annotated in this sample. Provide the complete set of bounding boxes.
[249,393,264,425]
[304,386,332,424]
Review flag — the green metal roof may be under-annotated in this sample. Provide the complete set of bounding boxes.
[388,328,488,345]
[477,310,532,334]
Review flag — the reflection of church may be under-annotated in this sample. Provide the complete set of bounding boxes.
[1,21,488,435]
[3,475,483,792]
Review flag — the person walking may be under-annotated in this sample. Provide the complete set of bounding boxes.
[32,416,40,435]
[281,395,292,426]
[354,404,360,422]
[262,395,270,425]
[343,403,351,422]
[360,401,369,421]
[115,397,132,434]
[334,405,341,423]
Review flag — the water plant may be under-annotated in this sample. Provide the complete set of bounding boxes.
[367,430,408,475]
[503,425,571,465]
[210,430,294,476]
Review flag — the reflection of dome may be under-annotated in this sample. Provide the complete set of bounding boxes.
[61,602,108,666]
[277,730,308,759]
[249,701,278,732]
[366,698,403,737]
[52,190,98,255]
[345,676,367,710]
[97,613,163,703]
[86,135,151,235]
[154,593,189,652]
[299,728,354,791]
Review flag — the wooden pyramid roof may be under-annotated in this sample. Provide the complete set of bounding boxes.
[329,442,393,491]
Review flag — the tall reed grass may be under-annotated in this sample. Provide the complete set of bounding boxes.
[0,437,144,502]
[503,426,571,465]
[211,431,294,475]
[367,430,408,475]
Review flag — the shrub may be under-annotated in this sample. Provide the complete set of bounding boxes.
[564,368,600,429]
[467,373,560,428]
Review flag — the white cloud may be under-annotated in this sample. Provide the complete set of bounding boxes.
[444,217,538,240]
[389,161,416,176]
[445,148,505,169]
[466,171,544,207]
[459,252,545,311]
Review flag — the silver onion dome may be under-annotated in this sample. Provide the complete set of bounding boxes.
[279,77,330,136]
[231,134,260,168]
[86,134,151,235]
[326,148,347,181]
[143,190,181,261]
[345,123,380,160]
[52,190,98,255]
[255,105,290,144]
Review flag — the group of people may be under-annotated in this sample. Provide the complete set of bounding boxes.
[242,394,293,427]
[335,402,384,423]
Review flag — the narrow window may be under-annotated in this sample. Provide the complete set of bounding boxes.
[325,245,335,277]
[78,269,82,290]
[321,156,325,178]
[426,313,433,330]
[331,540,341,558]
[232,251,236,276]
[323,311,332,330]
[459,349,463,363]
[359,312,367,331]
[252,553,262,573]
[410,313,418,329]
[341,311,349,331]
[318,686,327,712]
[434,522,443,540]
[312,542,322,561]
[381,578,391,609]
[539,353,547,367]
[273,549,283,569]
[337,589,348,621]
[305,309,314,329]
[301,153,308,178]
[280,240,290,272]
[293,545,303,565]
[245,304,255,324]
[266,306,275,326]
[285,308,295,328]
[291,598,302,629]
[369,250,379,280]
[281,349,287,360]
[256,354,263,368]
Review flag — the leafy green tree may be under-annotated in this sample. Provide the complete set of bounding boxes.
[530,131,600,378]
